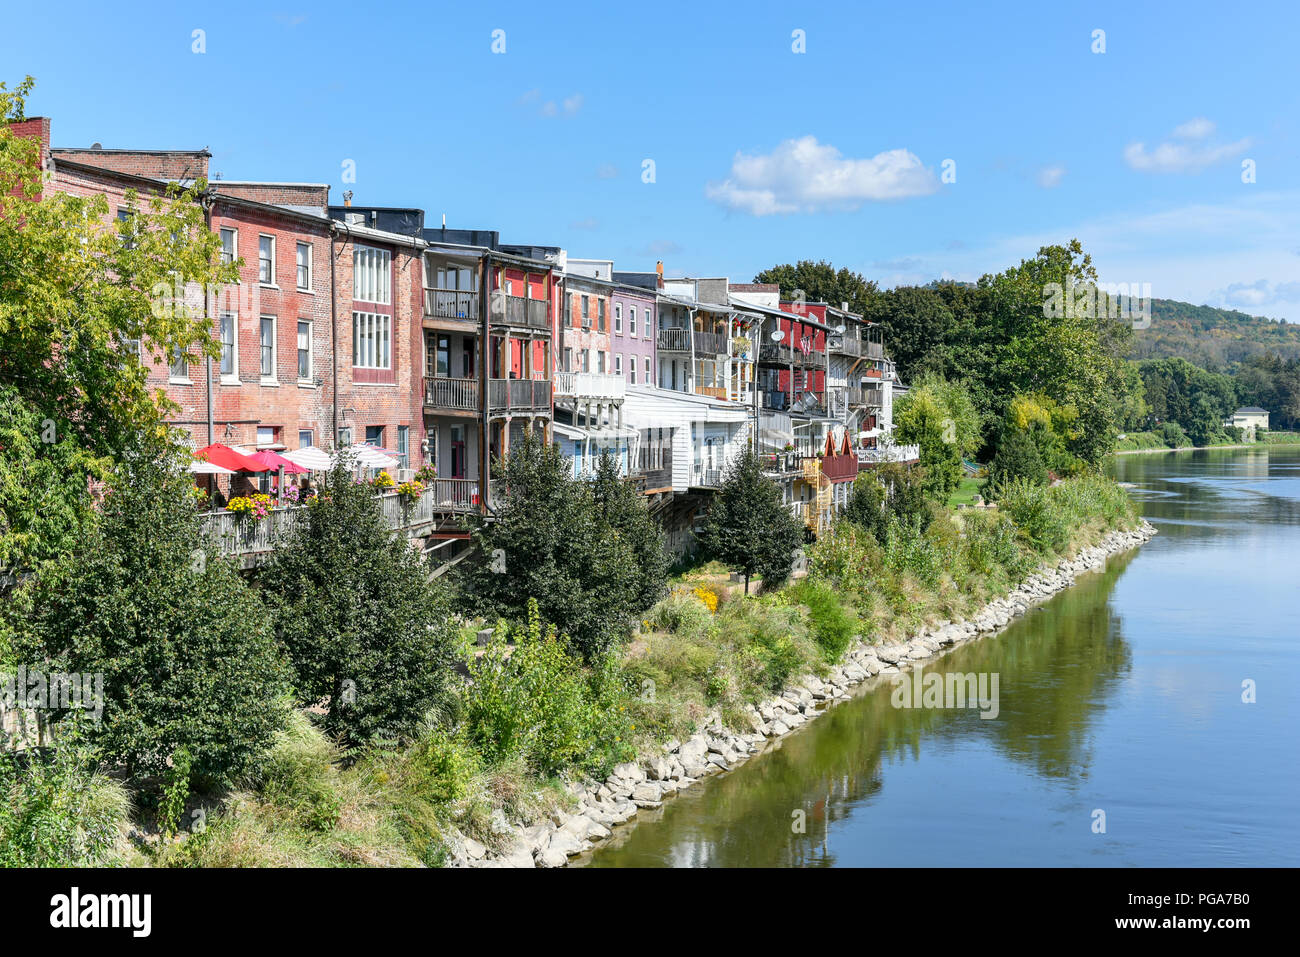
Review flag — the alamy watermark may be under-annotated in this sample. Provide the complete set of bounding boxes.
[1,667,104,721]
[891,669,1000,719]
[1042,280,1152,329]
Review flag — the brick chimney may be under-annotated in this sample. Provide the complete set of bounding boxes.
[655,260,664,289]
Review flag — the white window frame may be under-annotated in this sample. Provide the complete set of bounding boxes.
[614,302,622,334]
[630,360,637,385]
[352,311,392,369]
[353,244,392,304]
[298,429,313,449]
[260,315,277,381]
[296,241,313,291]
[219,313,239,383]
[220,227,238,267]
[297,320,312,381]
[614,353,623,376]
[644,356,651,385]
[629,306,637,337]
[644,310,652,338]
[169,346,190,383]
[258,234,276,286]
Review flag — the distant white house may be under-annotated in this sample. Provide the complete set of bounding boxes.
[1227,406,1269,439]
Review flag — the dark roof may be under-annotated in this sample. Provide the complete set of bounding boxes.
[1236,406,1268,414]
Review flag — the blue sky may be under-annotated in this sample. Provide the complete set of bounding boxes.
[6,0,1299,319]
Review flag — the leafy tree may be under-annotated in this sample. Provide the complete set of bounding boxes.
[262,459,459,747]
[860,285,955,383]
[843,461,932,544]
[988,425,1049,497]
[590,452,669,614]
[697,448,804,594]
[19,458,289,788]
[893,375,980,499]
[753,260,878,314]
[458,431,642,661]
[2,77,236,465]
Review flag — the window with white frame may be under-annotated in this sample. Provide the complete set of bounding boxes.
[629,306,637,337]
[644,310,652,338]
[353,245,391,304]
[614,303,622,334]
[260,316,277,379]
[298,429,313,448]
[257,426,277,447]
[644,356,651,384]
[296,242,312,290]
[220,227,237,266]
[614,353,623,376]
[597,351,605,374]
[630,360,637,385]
[258,235,275,284]
[169,346,189,381]
[219,313,237,379]
[297,320,312,380]
[352,311,391,369]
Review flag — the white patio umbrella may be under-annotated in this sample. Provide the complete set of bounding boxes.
[337,443,400,469]
[281,445,334,471]
[188,460,236,475]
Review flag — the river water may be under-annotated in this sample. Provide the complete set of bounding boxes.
[584,447,1300,867]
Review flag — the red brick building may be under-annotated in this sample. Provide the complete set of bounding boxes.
[16,118,427,476]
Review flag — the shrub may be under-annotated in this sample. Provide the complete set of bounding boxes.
[0,738,130,866]
[697,448,804,593]
[883,515,943,586]
[988,426,1048,496]
[1159,421,1189,448]
[789,580,856,661]
[647,588,714,640]
[463,601,634,777]
[262,459,459,748]
[254,711,344,834]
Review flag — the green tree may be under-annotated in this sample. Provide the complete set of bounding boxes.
[860,285,955,383]
[262,459,459,747]
[988,425,1049,498]
[893,375,980,499]
[843,461,932,544]
[591,452,669,614]
[697,448,804,594]
[753,260,878,314]
[458,431,642,661]
[19,458,289,788]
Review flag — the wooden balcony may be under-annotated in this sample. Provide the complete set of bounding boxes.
[488,377,552,412]
[692,467,724,489]
[829,334,861,357]
[491,294,551,331]
[423,288,479,320]
[692,330,728,355]
[657,327,691,352]
[424,376,478,411]
[553,371,626,400]
[865,341,884,360]
[695,385,727,400]
[820,453,859,484]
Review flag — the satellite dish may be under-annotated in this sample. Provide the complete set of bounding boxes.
[770,330,785,343]
[835,324,846,334]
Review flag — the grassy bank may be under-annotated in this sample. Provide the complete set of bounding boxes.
[5,473,1142,869]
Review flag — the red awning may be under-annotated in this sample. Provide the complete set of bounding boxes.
[194,443,271,473]
[247,449,309,475]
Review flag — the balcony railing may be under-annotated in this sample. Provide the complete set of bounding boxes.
[491,294,551,331]
[488,377,552,412]
[695,385,727,400]
[424,376,478,411]
[657,327,690,352]
[637,449,673,490]
[829,334,861,357]
[692,331,727,355]
[857,444,921,465]
[760,451,801,474]
[865,341,884,360]
[693,467,724,488]
[553,371,626,400]
[424,288,479,320]
[819,453,859,483]
[199,488,478,563]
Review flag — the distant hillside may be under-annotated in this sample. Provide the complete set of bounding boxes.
[1131,299,1300,367]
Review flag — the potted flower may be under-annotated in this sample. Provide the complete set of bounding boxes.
[396,479,425,502]
[371,471,396,492]
[414,464,438,484]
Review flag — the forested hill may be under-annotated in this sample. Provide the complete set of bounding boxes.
[1132,299,1300,366]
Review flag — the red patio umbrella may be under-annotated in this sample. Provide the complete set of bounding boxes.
[247,449,309,475]
[194,443,271,473]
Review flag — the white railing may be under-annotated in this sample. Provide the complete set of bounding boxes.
[553,371,626,399]
[856,444,920,465]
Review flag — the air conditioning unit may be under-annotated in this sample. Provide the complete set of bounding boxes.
[397,468,417,482]
[581,317,592,330]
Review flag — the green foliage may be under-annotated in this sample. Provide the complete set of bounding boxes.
[254,711,343,833]
[590,452,670,615]
[752,260,878,316]
[988,425,1049,497]
[463,601,634,777]
[788,580,856,660]
[459,432,647,662]
[697,448,804,593]
[19,459,289,788]
[893,375,980,499]
[1159,421,1190,448]
[882,515,943,587]
[262,458,458,748]
[157,747,192,836]
[844,461,932,544]
[0,737,130,866]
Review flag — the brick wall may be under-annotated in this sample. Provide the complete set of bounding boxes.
[50,148,209,182]
[216,182,329,212]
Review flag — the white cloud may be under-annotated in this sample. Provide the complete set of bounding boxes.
[1216,279,1300,311]
[1172,117,1215,140]
[1124,119,1249,173]
[1037,165,1066,188]
[706,136,939,215]
[595,163,618,179]
[570,217,599,230]
[563,94,583,115]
